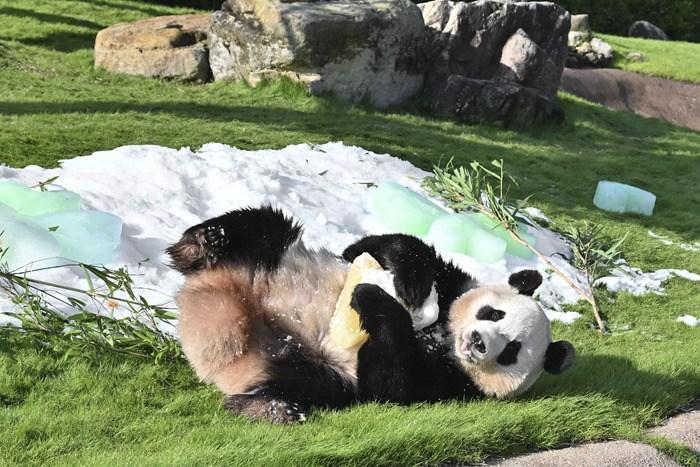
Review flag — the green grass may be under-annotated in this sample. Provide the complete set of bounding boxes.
[2,0,700,465]
[598,33,700,83]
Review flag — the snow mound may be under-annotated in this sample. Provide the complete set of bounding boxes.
[1,142,699,328]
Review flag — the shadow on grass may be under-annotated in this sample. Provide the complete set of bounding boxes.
[534,354,700,413]
[0,6,104,30]
[13,31,97,53]
[70,0,197,16]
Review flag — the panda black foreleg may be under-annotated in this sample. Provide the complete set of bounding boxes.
[167,205,302,274]
[343,234,438,311]
[351,283,426,404]
[343,234,476,318]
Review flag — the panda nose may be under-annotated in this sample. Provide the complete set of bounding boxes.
[471,330,486,353]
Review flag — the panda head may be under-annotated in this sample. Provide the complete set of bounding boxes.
[447,270,575,399]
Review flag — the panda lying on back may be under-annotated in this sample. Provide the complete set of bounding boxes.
[167,205,575,423]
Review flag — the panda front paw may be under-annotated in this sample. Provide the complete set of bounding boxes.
[351,283,412,333]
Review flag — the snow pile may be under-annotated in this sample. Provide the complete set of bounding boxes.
[1,142,698,328]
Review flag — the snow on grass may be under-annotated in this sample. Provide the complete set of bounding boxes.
[596,260,700,296]
[677,315,699,327]
[1,142,699,327]
[648,230,700,252]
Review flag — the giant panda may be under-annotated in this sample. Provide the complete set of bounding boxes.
[167,205,575,423]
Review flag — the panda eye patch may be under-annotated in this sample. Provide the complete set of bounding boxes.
[497,340,522,366]
[476,305,506,322]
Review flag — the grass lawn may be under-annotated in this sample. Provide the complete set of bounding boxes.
[598,33,700,83]
[2,1,700,466]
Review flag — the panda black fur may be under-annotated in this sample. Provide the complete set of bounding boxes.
[167,205,575,423]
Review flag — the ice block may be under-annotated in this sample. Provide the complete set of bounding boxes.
[0,214,61,270]
[470,213,536,259]
[426,214,507,263]
[0,181,81,216]
[0,201,17,217]
[32,210,123,265]
[593,181,655,216]
[329,253,383,350]
[623,185,656,216]
[368,181,446,236]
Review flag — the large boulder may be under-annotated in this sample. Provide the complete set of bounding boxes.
[208,0,425,109]
[427,75,562,129]
[94,15,211,81]
[628,20,668,40]
[418,0,569,127]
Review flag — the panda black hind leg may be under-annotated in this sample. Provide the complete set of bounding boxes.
[351,283,426,404]
[223,393,306,424]
[167,205,302,274]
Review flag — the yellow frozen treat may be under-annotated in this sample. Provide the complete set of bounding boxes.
[329,252,384,349]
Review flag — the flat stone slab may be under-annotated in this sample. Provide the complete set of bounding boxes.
[560,67,700,132]
[490,440,680,467]
[649,401,700,453]
[94,14,211,81]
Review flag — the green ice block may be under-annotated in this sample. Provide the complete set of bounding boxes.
[0,181,81,216]
[593,181,655,216]
[470,213,536,259]
[593,181,628,214]
[369,182,446,236]
[33,210,123,264]
[426,214,507,263]
[623,184,656,216]
[0,213,61,270]
[0,201,17,217]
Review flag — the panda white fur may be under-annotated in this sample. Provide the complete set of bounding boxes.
[167,205,575,423]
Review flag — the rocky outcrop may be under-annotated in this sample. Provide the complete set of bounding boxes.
[93,0,572,127]
[566,13,614,68]
[567,38,614,68]
[418,0,569,128]
[207,0,425,109]
[94,15,211,81]
[629,20,669,40]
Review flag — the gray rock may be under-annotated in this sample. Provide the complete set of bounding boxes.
[566,37,613,68]
[499,29,544,84]
[649,402,700,453]
[570,14,591,33]
[208,0,425,109]
[628,20,669,40]
[568,31,590,47]
[590,38,613,62]
[418,0,568,127]
[425,75,562,129]
[568,15,592,47]
[626,52,647,62]
[94,15,211,81]
[492,440,680,467]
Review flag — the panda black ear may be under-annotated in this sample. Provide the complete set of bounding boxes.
[544,340,576,374]
[508,270,542,296]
